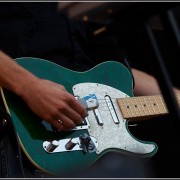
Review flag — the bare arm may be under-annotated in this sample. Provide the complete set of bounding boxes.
[132,68,180,96]
[0,51,87,131]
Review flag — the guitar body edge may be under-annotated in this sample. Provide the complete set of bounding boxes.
[2,57,158,175]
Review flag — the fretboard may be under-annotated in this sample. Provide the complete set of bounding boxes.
[117,94,180,122]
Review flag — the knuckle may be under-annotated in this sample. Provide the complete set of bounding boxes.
[59,85,66,90]
[67,97,74,104]
[63,93,74,103]
[43,110,59,122]
[58,103,67,111]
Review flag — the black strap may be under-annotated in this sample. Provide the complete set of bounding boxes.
[0,107,9,141]
[0,106,26,178]
[0,106,54,178]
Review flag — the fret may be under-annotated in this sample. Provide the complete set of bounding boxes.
[155,96,166,114]
[118,99,127,118]
[134,97,145,117]
[130,98,139,117]
[118,97,153,119]
[126,98,136,118]
[143,96,152,116]
[146,97,155,115]
[159,96,168,114]
[139,97,148,116]
[117,93,179,121]
[143,95,168,115]
[148,96,156,115]
[118,98,140,119]
[137,96,147,116]
[118,98,131,118]
[148,96,159,115]
[153,96,161,115]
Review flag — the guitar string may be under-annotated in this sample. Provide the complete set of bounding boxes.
[79,95,180,117]
[86,99,150,111]
[83,94,180,102]
[85,98,163,117]
[84,98,158,107]
[84,95,180,107]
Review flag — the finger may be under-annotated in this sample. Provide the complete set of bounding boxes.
[49,118,64,131]
[63,106,84,125]
[57,113,76,130]
[67,97,88,119]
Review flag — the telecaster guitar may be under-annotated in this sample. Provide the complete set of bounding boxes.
[1,57,179,175]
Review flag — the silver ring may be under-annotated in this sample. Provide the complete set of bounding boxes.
[58,119,63,124]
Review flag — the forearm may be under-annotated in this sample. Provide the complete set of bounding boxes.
[132,68,180,96]
[0,51,39,98]
[132,68,161,96]
[0,51,87,131]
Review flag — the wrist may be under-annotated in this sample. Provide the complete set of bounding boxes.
[14,74,40,100]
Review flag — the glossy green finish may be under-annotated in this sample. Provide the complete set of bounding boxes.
[3,58,157,175]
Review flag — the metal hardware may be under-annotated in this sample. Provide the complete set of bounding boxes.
[79,133,97,153]
[105,95,120,124]
[93,109,103,126]
[72,116,90,130]
[43,136,98,153]
[44,140,59,152]
[65,138,78,150]
[72,83,156,155]
[79,94,99,110]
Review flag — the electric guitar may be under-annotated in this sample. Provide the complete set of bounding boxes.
[1,57,179,175]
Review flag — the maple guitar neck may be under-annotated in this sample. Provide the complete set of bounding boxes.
[117,94,180,122]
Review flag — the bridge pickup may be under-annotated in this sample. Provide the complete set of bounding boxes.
[72,116,90,130]
[51,116,90,132]
[72,96,91,130]
[105,95,120,124]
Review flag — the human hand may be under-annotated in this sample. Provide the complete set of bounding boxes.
[21,79,87,131]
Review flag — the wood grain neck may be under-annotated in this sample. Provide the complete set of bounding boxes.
[117,94,180,122]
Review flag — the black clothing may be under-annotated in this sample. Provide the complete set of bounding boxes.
[0,2,130,71]
[0,2,133,178]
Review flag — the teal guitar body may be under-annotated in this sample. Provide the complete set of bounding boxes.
[1,57,158,175]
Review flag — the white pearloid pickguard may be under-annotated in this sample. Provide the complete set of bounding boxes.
[73,83,156,155]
